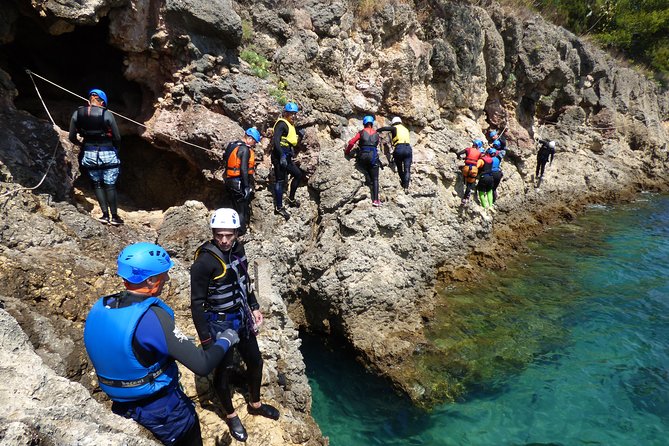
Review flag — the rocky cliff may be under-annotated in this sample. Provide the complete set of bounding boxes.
[1,0,668,444]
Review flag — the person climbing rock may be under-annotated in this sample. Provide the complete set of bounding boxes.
[477,148,495,209]
[272,102,304,220]
[224,127,261,235]
[68,89,123,225]
[377,116,413,192]
[457,139,485,205]
[345,115,383,206]
[489,142,504,204]
[84,242,240,446]
[488,129,507,158]
[190,208,279,442]
[536,139,556,180]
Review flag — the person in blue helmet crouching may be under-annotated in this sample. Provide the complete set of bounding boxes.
[83,242,239,446]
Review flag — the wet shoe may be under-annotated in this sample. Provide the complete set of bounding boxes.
[96,213,109,224]
[247,403,280,420]
[286,197,300,208]
[109,214,124,226]
[372,200,382,207]
[225,415,248,442]
[274,207,290,221]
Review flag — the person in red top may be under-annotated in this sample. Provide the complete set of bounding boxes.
[457,139,485,205]
[345,115,382,206]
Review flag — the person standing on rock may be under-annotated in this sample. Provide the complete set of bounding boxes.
[477,148,495,209]
[489,142,504,204]
[377,116,413,192]
[272,102,304,220]
[224,127,261,235]
[488,129,507,158]
[345,115,383,206]
[83,242,240,446]
[457,139,485,206]
[68,89,123,225]
[190,208,279,442]
[536,139,556,180]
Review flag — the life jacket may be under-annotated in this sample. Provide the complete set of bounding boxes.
[392,124,411,146]
[359,128,379,150]
[491,156,502,172]
[83,295,178,402]
[480,155,494,176]
[194,241,251,313]
[273,118,298,151]
[464,147,482,166]
[76,105,112,144]
[225,141,255,178]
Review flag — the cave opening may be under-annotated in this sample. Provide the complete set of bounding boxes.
[0,14,218,210]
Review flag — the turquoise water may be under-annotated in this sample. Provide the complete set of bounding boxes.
[302,194,669,445]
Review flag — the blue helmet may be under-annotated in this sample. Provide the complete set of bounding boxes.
[489,130,497,138]
[362,115,374,126]
[284,102,299,113]
[117,242,174,284]
[473,139,483,148]
[488,147,498,156]
[492,139,501,148]
[245,127,261,143]
[88,89,108,105]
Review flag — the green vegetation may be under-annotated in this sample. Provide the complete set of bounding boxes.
[241,19,254,45]
[240,47,271,79]
[524,0,669,86]
[269,79,289,105]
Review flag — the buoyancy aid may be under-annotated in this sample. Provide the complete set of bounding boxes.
[359,128,380,150]
[462,158,485,184]
[464,147,482,166]
[273,118,298,152]
[225,141,255,178]
[83,295,178,402]
[491,156,502,172]
[194,242,251,313]
[76,105,112,144]
[480,155,494,176]
[392,124,411,146]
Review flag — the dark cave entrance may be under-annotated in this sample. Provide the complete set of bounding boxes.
[0,14,217,210]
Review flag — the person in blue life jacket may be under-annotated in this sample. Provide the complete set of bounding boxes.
[83,242,240,446]
[272,102,304,221]
[377,116,413,192]
[489,141,504,203]
[345,115,383,206]
[190,208,279,442]
[69,89,123,226]
[488,129,507,158]
[224,127,261,235]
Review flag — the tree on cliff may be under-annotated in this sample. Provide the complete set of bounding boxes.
[534,0,669,85]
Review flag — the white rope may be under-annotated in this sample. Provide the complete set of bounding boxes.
[25,70,216,154]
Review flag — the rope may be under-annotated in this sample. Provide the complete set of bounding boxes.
[25,70,216,154]
[0,72,61,198]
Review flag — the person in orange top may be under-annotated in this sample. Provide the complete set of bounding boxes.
[457,139,485,205]
[224,127,261,235]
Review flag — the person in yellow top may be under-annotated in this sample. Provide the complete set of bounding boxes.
[271,102,304,220]
[377,116,413,192]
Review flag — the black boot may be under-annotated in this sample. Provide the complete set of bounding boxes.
[247,403,280,420]
[225,415,248,442]
[274,207,290,221]
[93,182,109,223]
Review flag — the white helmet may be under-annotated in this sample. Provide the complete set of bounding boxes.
[391,116,402,125]
[549,141,556,149]
[210,208,240,229]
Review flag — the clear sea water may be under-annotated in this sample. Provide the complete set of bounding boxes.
[301,193,669,446]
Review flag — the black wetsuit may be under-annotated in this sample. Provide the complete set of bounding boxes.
[272,120,303,209]
[346,127,381,202]
[108,292,230,446]
[536,140,555,178]
[190,241,262,415]
[377,125,413,189]
[225,141,254,234]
